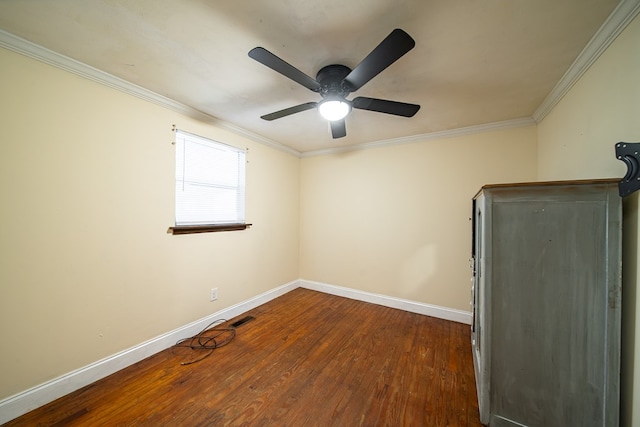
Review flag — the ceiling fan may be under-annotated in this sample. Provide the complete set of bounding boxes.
[248,29,421,139]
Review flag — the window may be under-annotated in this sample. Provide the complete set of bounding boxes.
[168,129,249,234]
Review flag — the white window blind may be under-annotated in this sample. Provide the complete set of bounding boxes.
[175,130,246,226]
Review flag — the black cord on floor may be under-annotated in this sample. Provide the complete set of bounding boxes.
[172,319,236,365]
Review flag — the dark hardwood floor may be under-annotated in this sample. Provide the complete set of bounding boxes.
[4,288,482,426]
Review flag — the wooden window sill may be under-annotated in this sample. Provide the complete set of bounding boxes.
[167,223,252,235]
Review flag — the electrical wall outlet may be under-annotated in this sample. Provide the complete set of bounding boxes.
[210,288,218,301]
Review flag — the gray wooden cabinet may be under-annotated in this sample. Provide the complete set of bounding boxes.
[470,179,622,426]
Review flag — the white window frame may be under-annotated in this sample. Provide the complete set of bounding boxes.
[169,129,248,234]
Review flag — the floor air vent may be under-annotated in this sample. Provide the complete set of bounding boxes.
[231,316,255,328]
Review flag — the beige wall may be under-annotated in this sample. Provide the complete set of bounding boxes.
[537,14,640,427]
[0,48,300,399]
[2,11,638,423]
[300,126,538,311]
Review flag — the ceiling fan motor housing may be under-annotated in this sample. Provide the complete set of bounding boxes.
[316,64,352,99]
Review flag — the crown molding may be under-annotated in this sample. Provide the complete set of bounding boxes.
[300,117,537,157]
[1,31,526,158]
[2,0,637,159]
[533,0,640,122]
[0,29,301,158]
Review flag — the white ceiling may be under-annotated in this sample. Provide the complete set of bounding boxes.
[0,0,629,154]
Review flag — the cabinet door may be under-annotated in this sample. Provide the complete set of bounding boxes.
[490,198,615,426]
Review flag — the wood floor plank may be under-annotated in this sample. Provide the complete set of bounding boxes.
[3,288,482,426]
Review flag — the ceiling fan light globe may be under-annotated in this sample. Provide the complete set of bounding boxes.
[319,100,351,121]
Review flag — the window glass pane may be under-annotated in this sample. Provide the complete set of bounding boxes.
[182,142,239,187]
[174,130,246,226]
[175,183,241,224]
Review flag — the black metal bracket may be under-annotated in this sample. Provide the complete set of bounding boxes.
[615,142,640,197]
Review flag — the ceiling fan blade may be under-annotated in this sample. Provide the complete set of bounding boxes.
[249,47,321,92]
[352,97,420,117]
[260,102,318,121]
[343,29,415,92]
[330,119,346,139]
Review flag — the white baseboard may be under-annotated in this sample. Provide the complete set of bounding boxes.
[0,280,299,425]
[299,279,472,325]
[0,278,470,424]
